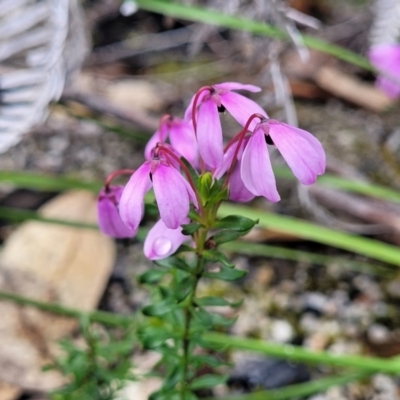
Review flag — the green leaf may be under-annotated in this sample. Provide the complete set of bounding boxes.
[212,230,247,244]
[195,296,242,307]
[175,276,195,303]
[142,300,177,317]
[181,223,202,235]
[190,354,226,368]
[163,365,182,391]
[214,215,258,231]
[190,374,227,390]
[155,256,193,274]
[140,327,177,349]
[138,269,168,284]
[203,265,247,281]
[210,312,238,327]
[203,250,234,267]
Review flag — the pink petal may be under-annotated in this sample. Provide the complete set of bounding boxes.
[144,218,190,260]
[229,163,255,203]
[119,163,152,231]
[268,120,325,185]
[169,119,199,167]
[221,91,268,131]
[368,44,400,99]
[197,98,224,169]
[97,186,137,238]
[241,128,280,202]
[214,82,262,93]
[184,89,210,121]
[152,164,191,229]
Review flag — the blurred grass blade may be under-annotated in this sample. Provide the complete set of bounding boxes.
[0,290,132,327]
[0,206,98,229]
[221,242,394,276]
[219,204,400,266]
[216,372,370,400]
[132,0,372,70]
[0,170,101,192]
[203,332,400,374]
[274,166,400,204]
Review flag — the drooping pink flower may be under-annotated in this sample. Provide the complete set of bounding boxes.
[145,116,199,167]
[185,82,268,169]
[214,138,255,203]
[97,185,137,238]
[119,159,198,231]
[144,218,190,260]
[368,44,400,99]
[241,120,325,202]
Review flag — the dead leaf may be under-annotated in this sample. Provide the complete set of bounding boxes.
[0,191,115,392]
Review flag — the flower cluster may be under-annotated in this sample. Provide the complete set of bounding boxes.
[97,82,326,259]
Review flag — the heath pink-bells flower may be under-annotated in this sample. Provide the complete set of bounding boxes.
[240,119,326,202]
[186,82,267,169]
[144,218,190,260]
[119,156,198,231]
[97,185,137,238]
[368,44,400,99]
[145,115,198,167]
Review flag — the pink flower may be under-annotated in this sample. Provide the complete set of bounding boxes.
[368,44,400,99]
[144,218,190,260]
[145,116,199,167]
[119,159,198,231]
[241,120,325,202]
[214,138,255,203]
[185,82,268,169]
[97,185,137,238]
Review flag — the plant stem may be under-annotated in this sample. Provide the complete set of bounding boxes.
[180,226,208,399]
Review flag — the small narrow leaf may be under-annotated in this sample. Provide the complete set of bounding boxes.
[190,374,227,390]
[212,230,246,244]
[142,300,176,317]
[214,215,258,231]
[138,269,168,284]
[204,266,247,281]
[203,250,234,267]
[181,223,202,235]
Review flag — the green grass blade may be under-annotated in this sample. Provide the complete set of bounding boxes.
[274,166,400,205]
[0,170,101,192]
[0,291,133,327]
[221,241,394,276]
[216,372,370,400]
[219,204,400,266]
[0,206,98,230]
[203,332,400,374]
[132,0,372,70]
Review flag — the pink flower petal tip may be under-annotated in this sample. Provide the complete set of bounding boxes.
[144,218,190,260]
[97,185,137,238]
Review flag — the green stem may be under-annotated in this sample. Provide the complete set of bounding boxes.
[180,225,209,399]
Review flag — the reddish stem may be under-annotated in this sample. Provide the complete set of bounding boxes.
[191,86,212,134]
[105,169,135,191]
[222,113,266,188]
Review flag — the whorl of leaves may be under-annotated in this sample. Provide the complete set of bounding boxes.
[0,0,88,153]
[370,0,400,46]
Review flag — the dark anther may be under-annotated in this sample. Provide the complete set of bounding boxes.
[265,135,274,145]
[217,104,226,113]
[149,172,153,182]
